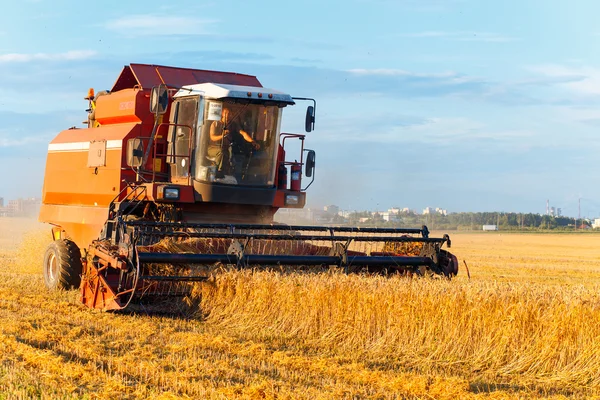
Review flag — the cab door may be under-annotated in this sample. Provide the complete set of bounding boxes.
[167,96,199,183]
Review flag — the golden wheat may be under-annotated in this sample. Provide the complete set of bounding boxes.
[1,220,599,399]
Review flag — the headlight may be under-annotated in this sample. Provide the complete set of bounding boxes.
[285,194,299,205]
[164,187,180,200]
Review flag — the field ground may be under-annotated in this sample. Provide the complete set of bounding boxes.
[1,219,600,399]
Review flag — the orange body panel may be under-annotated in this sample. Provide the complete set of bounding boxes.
[95,89,152,125]
[50,122,142,144]
[40,122,143,250]
[39,205,114,252]
[42,149,122,206]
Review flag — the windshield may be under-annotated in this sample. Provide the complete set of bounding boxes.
[195,101,281,186]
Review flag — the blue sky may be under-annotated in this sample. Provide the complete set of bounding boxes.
[1,0,600,217]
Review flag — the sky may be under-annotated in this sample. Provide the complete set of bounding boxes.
[1,0,600,217]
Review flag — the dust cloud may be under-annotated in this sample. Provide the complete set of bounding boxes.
[0,218,48,273]
[0,218,45,250]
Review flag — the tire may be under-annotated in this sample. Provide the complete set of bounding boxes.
[43,240,83,290]
[439,250,459,277]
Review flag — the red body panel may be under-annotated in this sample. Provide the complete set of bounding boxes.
[111,63,262,91]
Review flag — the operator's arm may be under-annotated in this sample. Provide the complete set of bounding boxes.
[238,129,254,143]
[239,129,260,149]
[210,121,226,141]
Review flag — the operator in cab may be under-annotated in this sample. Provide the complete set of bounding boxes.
[208,106,260,184]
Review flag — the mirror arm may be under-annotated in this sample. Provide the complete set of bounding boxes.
[302,170,315,191]
[141,120,160,174]
[302,149,316,191]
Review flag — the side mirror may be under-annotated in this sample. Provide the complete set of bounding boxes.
[126,138,144,167]
[305,150,316,177]
[305,105,315,132]
[150,84,169,115]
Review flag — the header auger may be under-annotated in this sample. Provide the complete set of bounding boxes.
[39,63,458,311]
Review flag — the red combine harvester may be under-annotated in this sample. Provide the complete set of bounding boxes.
[39,64,458,311]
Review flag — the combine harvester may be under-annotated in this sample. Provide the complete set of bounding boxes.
[40,64,458,311]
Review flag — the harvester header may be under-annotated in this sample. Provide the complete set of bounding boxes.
[39,63,457,311]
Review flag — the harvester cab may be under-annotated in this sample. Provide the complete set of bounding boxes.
[39,63,457,311]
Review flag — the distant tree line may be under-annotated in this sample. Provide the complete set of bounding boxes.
[345,211,591,231]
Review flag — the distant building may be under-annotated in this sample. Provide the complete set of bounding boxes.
[381,212,400,222]
[338,210,353,218]
[388,207,413,215]
[7,199,20,213]
[3,197,42,217]
[313,209,334,223]
[276,208,337,224]
[546,205,562,217]
[324,205,339,215]
[483,225,498,231]
[592,219,600,229]
[423,207,447,216]
[0,199,9,217]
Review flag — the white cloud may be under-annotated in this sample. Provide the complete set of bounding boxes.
[347,68,454,78]
[559,107,600,121]
[0,132,49,147]
[317,114,535,148]
[381,117,533,145]
[546,106,600,134]
[0,87,87,113]
[529,65,600,96]
[353,0,466,12]
[0,50,96,63]
[346,68,480,85]
[399,31,517,42]
[104,15,217,36]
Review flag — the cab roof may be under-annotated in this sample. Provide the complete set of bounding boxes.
[173,83,294,105]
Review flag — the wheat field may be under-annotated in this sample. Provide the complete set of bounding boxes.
[1,218,600,399]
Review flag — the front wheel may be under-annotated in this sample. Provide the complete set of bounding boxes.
[43,240,83,290]
[439,250,459,277]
